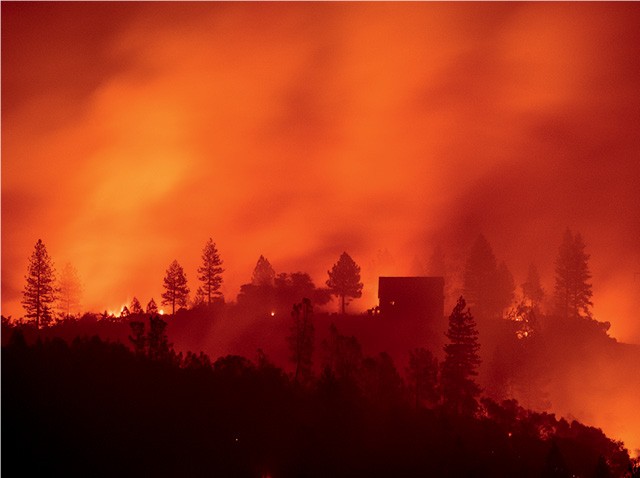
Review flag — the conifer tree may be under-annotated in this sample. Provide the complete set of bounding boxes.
[463,235,514,320]
[287,298,315,384]
[130,297,143,315]
[129,320,146,356]
[162,260,190,315]
[407,347,439,409]
[198,238,224,306]
[326,252,363,314]
[522,264,544,308]
[58,262,82,320]
[554,229,593,319]
[22,239,57,329]
[146,298,158,315]
[441,296,481,415]
[192,286,206,308]
[251,255,276,286]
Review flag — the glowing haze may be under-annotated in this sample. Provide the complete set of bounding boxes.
[3,3,639,343]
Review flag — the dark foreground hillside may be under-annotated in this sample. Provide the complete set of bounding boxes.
[3,330,637,478]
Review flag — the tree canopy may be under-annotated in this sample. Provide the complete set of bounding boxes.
[326,252,363,314]
[463,235,514,321]
[198,238,224,306]
[441,296,481,415]
[251,255,275,287]
[554,229,593,320]
[22,239,57,329]
[162,260,190,315]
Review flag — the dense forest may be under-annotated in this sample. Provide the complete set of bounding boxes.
[3,325,637,477]
[3,232,640,477]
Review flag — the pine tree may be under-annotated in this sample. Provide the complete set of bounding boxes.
[58,262,82,320]
[148,315,170,361]
[197,238,224,306]
[326,252,363,314]
[441,296,481,415]
[251,255,276,286]
[522,264,544,308]
[322,323,363,381]
[463,235,514,321]
[192,286,206,308]
[407,347,439,409]
[287,298,314,384]
[554,229,593,319]
[130,297,143,315]
[146,298,158,315]
[162,260,190,315]
[22,239,57,329]
[129,320,146,356]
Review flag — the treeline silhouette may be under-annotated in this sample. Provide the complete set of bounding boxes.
[3,319,638,477]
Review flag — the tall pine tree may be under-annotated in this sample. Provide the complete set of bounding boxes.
[522,264,544,308]
[554,229,593,319]
[162,260,190,315]
[251,255,276,286]
[146,298,158,315]
[441,296,481,415]
[326,252,363,314]
[463,235,514,321]
[130,297,143,315]
[58,262,82,320]
[287,298,315,384]
[198,238,224,306]
[22,239,57,329]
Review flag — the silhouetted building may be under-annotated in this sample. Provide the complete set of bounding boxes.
[378,277,445,347]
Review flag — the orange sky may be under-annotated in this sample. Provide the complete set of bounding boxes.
[3,2,640,342]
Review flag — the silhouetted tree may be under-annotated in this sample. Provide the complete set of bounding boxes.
[497,261,515,309]
[554,229,593,320]
[287,298,314,384]
[120,306,130,318]
[22,239,57,329]
[162,260,190,315]
[463,235,513,320]
[593,455,611,478]
[276,272,331,308]
[522,264,545,308]
[129,320,146,356]
[192,286,206,308]
[198,238,224,306]
[543,440,571,478]
[441,296,481,415]
[146,298,158,315]
[57,262,82,320]
[130,297,143,315]
[147,315,170,361]
[406,347,439,409]
[322,323,363,381]
[326,252,363,314]
[359,352,405,409]
[252,255,276,286]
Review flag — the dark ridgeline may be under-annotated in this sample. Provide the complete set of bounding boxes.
[2,322,636,478]
[4,231,640,477]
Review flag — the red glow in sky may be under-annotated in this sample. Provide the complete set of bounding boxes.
[3,0,640,457]
[3,3,640,335]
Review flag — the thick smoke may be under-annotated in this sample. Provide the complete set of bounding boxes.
[3,1,640,453]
